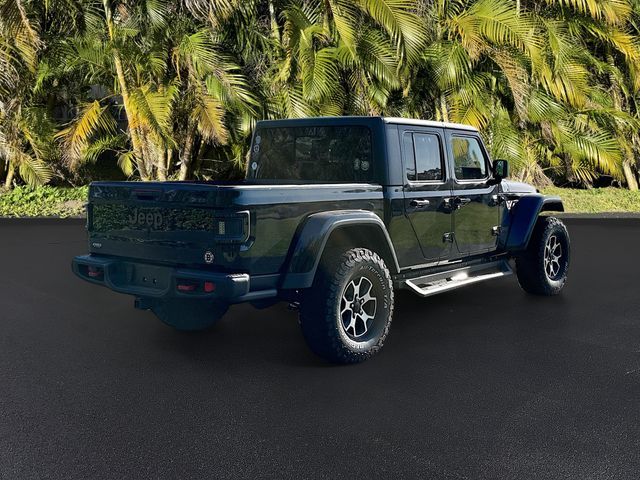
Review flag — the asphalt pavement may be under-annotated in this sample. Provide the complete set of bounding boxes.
[1,218,639,479]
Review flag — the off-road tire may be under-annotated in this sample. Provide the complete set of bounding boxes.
[516,216,570,296]
[299,248,394,364]
[152,299,228,332]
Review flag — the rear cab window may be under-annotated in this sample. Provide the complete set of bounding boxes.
[247,125,374,183]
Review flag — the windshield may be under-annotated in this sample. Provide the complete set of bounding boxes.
[246,125,373,182]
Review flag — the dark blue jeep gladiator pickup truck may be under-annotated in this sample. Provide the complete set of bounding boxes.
[73,116,569,363]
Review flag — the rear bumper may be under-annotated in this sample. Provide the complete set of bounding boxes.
[72,255,276,303]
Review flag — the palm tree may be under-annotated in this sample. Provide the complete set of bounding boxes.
[530,0,640,187]
[3,0,640,189]
[402,0,640,187]
[57,0,258,181]
[0,0,54,189]
[189,0,426,119]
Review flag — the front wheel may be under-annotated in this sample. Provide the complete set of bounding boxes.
[151,299,229,332]
[299,248,394,364]
[516,216,570,296]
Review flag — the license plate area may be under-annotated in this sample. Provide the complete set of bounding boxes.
[131,264,170,290]
[109,262,171,291]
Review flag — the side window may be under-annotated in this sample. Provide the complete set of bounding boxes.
[414,133,443,181]
[451,136,487,180]
[403,132,444,182]
[403,132,415,180]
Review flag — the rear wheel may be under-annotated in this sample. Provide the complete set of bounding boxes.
[516,216,570,296]
[151,299,228,332]
[299,248,394,364]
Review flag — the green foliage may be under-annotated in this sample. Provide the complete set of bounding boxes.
[0,0,639,189]
[0,185,88,217]
[3,185,638,218]
[541,187,640,212]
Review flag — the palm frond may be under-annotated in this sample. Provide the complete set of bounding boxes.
[357,0,426,62]
[542,0,632,25]
[301,47,340,101]
[82,134,127,164]
[327,0,360,56]
[194,95,229,144]
[117,150,136,177]
[0,0,41,70]
[17,153,52,187]
[56,101,116,169]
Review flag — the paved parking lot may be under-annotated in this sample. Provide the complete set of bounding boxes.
[1,218,639,479]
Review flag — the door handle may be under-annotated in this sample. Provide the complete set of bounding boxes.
[443,197,454,211]
[410,199,430,208]
[454,197,472,208]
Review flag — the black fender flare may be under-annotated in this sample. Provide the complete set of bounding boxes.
[280,210,400,289]
[502,194,564,251]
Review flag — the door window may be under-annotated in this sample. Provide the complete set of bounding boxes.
[451,136,487,180]
[404,132,443,182]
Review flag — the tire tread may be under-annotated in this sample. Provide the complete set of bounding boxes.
[515,216,569,296]
[299,248,394,364]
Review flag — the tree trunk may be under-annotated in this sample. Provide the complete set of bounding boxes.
[179,124,197,181]
[155,143,167,181]
[193,139,206,176]
[562,155,576,184]
[135,126,152,180]
[606,52,636,191]
[268,0,280,42]
[114,54,149,179]
[4,164,15,189]
[139,129,156,180]
[439,94,449,123]
[623,162,639,191]
[156,158,167,181]
[103,0,147,180]
[165,148,173,178]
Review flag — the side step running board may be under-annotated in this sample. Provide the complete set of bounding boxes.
[403,260,513,297]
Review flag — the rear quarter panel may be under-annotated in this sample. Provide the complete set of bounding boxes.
[233,184,386,275]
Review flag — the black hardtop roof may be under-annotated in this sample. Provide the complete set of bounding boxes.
[255,116,478,132]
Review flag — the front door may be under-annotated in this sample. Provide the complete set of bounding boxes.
[401,127,452,262]
[446,132,500,256]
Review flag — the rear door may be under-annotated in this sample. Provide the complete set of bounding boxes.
[445,131,501,256]
[401,126,453,262]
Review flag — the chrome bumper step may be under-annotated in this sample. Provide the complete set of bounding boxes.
[403,260,513,297]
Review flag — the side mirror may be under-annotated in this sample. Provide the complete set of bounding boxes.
[492,159,509,180]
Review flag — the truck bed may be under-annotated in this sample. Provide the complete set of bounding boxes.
[86,181,385,275]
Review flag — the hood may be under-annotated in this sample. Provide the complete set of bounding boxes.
[501,179,537,194]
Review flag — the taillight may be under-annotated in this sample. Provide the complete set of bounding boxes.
[176,280,216,294]
[87,265,103,279]
[212,211,250,243]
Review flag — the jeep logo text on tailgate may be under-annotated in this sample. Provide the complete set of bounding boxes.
[128,208,163,229]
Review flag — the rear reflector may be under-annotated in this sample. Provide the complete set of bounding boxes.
[204,281,216,293]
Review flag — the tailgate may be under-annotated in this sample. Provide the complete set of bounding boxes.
[87,182,250,266]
